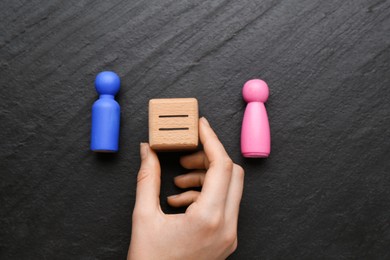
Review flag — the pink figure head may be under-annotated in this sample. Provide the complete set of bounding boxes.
[242,79,269,103]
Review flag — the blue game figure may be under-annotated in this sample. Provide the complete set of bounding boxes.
[91,71,120,152]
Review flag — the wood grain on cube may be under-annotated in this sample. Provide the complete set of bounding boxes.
[149,98,198,151]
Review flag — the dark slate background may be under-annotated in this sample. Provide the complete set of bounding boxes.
[1,0,390,259]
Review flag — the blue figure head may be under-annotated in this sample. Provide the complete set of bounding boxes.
[95,71,120,96]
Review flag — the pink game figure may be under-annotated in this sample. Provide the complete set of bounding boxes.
[241,79,271,158]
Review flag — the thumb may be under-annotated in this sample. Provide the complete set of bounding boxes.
[134,143,161,213]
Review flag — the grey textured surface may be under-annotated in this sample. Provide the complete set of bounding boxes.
[1,0,390,259]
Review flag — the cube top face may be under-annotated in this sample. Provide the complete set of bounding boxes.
[149,98,199,151]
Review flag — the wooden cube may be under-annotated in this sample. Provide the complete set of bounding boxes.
[149,98,198,151]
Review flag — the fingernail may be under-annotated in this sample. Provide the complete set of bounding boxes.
[200,117,210,127]
[168,194,179,199]
[140,143,148,160]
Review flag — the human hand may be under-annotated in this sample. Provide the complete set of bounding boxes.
[128,117,244,260]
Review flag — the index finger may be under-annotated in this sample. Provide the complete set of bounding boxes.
[197,117,233,210]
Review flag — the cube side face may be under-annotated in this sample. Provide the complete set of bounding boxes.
[149,98,198,151]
